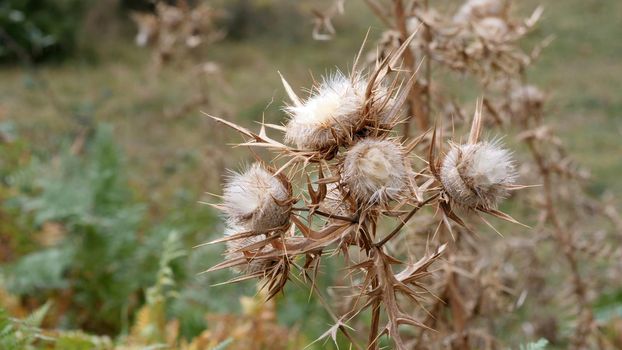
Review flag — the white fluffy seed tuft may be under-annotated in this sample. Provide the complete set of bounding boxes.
[510,85,545,117]
[284,72,392,150]
[222,163,291,233]
[440,141,516,209]
[454,0,507,23]
[474,17,508,40]
[342,139,409,205]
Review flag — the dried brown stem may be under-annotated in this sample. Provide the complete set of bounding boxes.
[524,139,593,349]
[374,193,439,247]
[390,0,429,137]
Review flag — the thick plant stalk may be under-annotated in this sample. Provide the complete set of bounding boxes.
[524,138,593,350]
[391,0,429,136]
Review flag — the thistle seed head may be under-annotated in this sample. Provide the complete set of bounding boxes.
[510,85,545,116]
[223,225,274,274]
[440,141,516,209]
[454,0,508,23]
[222,163,291,233]
[475,17,508,40]
[284,72,391,150]
[342,139,409,205]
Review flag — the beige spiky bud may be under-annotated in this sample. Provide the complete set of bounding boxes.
[454,0,508,23]
[475,17,508,40]
[284,72,391,150]
[510,85,545,117]
[223,225,274,274]
[222,163,291,233]
[440,141,516,209]
[342,139,410,205]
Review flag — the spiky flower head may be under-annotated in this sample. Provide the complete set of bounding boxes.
[222,163,291,233]
[284,72,391,151]
[454,0,508,23]
[223,225,274,274]
[440,141,516,209]
[474,17,508,40]
[342,139,410,205]
[510,85,545,116]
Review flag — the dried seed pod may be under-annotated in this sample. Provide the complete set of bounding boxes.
[475,17,509,40]
[223,225,274,274]
[342,139,409,205]
[284,72,391,150]
[454,0,508,23]
[222,163,291,232]
[510,85,545,117]
[440,141,516,209]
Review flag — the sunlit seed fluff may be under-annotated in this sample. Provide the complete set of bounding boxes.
[284,72,372,150]
[440,141,516,209]
[454,0,507,23]
[342,139,409,205]
[510,85,545,116]
[223,225,273,274]
[222,163,291,233]
[474,17,508,40]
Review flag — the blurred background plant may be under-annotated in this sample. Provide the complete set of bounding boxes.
[0,0,620,349]
[0,0,85,63]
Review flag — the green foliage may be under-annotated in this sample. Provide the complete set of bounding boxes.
[0,301,52,350]
[218,0,306,41]
[2,124,153,333]
[0,302,113,350]
[213,338,233,350]
[4,247,73,294]
[594,289,622,322]
[0,123,226,339]
[518,339,549,350]
[0,0,86,63]
[135,231,186,344]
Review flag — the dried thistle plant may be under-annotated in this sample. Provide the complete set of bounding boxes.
[300,0,621,348]
[200,30,528,349]
[130,0,224,69]
[131,1,231,121]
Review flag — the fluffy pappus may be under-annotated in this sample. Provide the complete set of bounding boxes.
[454,0,508,23]
[510,85,545,117]
[284,71,392,151]
[474,17,509,40]
[440,140,517,209]
[221,163,292,233]
[341,139,410,206]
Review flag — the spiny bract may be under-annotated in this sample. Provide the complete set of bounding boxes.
[223,225,273,274]
[453,0,508,23]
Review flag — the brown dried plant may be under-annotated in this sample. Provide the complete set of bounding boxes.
[131,1,230,121]
[130,0,224,69]
[299,0,621,348]
[201,29,531,349]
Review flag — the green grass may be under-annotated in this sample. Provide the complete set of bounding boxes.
[521,0,622,197]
